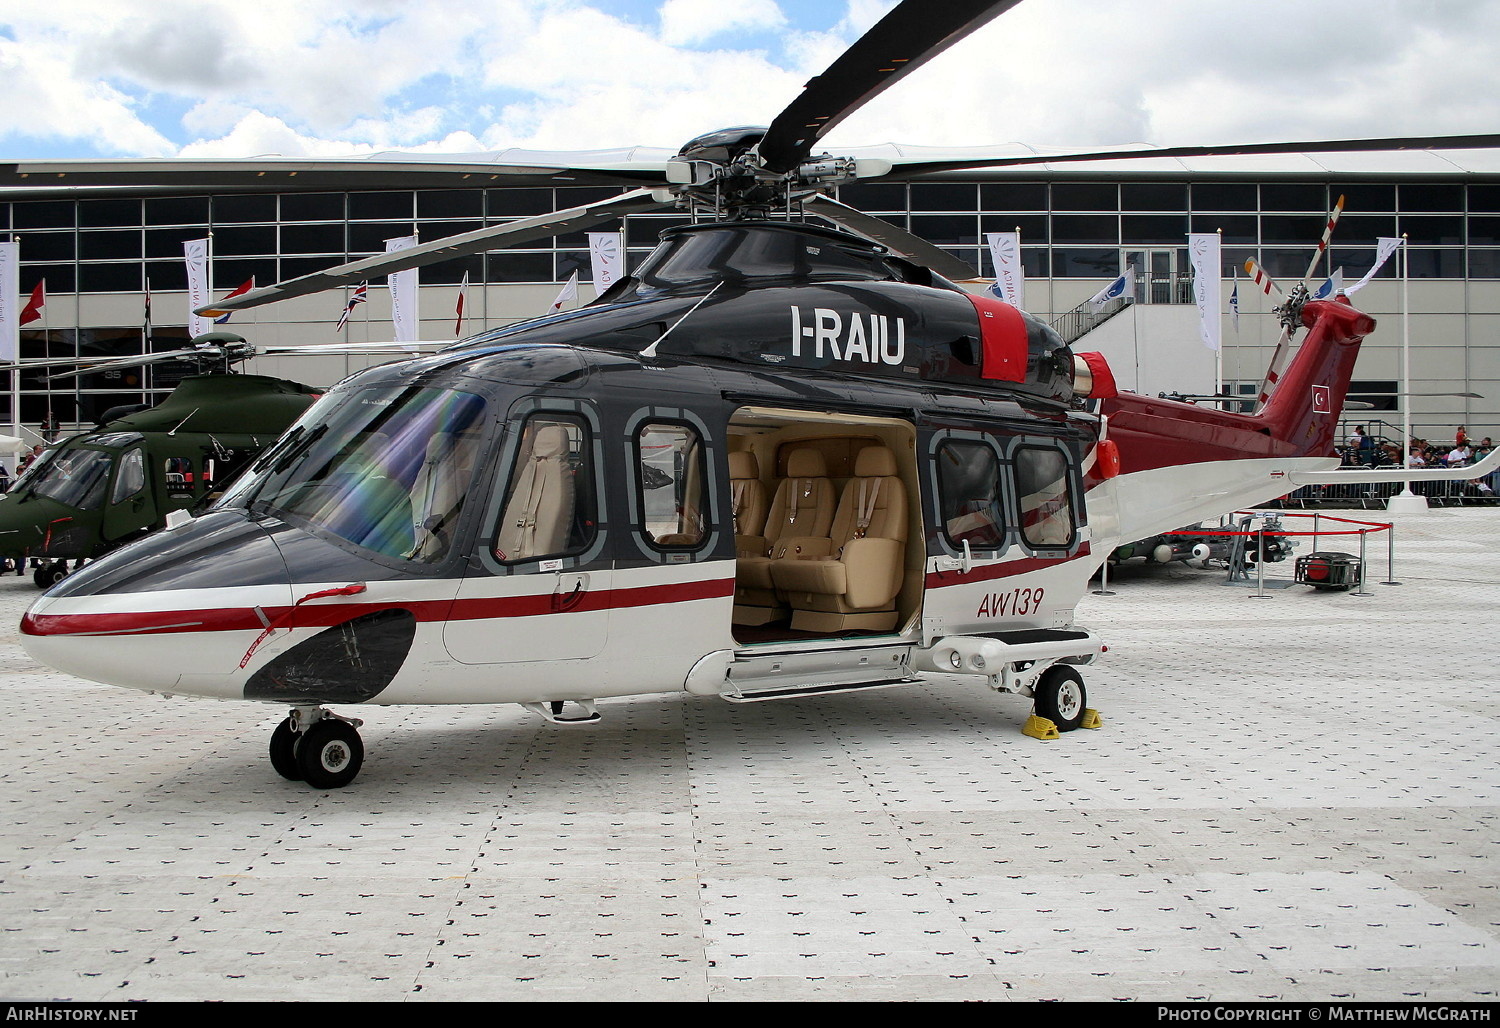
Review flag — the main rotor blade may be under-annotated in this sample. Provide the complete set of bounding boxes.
[197,187,671,314]
[41,349,210,381]
[758,0,1020,174]
[802,194,979,280]
[870,132,1500,178]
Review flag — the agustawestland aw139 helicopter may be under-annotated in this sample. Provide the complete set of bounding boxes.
[0,332,424,588]
[16,0,1500,788]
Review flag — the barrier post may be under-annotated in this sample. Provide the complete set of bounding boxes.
[1248,523,1270,599]
[1093,555,1115,596]
[1352,528,1372,597]
[1382,524,1400,586]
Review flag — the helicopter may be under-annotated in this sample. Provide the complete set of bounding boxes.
[0,332,424,588]
[14,0,1500,790]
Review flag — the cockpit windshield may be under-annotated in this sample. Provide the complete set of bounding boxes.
[216,385,488,563]
[27,448,112,509]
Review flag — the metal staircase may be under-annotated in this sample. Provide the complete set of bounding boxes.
[1051,294,1132,345]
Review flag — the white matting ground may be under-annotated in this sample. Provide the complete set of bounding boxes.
[0,508,1495,1003]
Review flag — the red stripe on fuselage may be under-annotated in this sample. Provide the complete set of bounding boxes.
[925,546,1091,590]
[21,576,735,638]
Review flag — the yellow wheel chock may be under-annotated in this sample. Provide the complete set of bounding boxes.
[1022,714,1059,740]
[1022,709,1104,739]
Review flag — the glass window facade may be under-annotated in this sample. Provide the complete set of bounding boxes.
[0,168,1495,427]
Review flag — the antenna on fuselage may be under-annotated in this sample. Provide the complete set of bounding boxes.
[640,282,723,360]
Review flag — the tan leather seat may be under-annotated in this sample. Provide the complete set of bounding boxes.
[734,447,836,624]
[770,445,908,633]
[493,424,574,562]
[729,450,769,554]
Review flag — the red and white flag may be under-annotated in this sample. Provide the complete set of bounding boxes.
[550,271,579,312]
[203,278,255,324]
[18,279,44,325]
[454,271,469,337]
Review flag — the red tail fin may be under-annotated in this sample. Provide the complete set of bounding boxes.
[1256,296,1377,456]
[1099,297,1377,474]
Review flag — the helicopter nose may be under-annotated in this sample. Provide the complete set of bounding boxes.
[20,511,295,698]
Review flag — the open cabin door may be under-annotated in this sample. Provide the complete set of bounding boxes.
[921,424,1089,641]
[727,407,924,645]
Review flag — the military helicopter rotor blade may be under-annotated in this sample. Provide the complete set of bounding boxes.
[756,0,1021,175]
[196,187,672,315]
[254,341,450,356]
[800,193,979,281]
[39,348,213,382]
[863,132,1500,179]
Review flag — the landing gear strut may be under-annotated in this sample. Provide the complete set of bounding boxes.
[269,708,365,789]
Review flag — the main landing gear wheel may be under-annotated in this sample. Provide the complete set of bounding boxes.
[1033,665,1087,732]
[295,718,364,789]
[269,717,302,781]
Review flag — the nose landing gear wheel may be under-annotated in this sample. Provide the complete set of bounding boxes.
[294,718,364,789]
[33,562,67,589]
[1033,665,1087,732]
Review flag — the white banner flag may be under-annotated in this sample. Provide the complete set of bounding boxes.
[385,235,419,345]
[1312,268,1345,299]
[1344,236,1405,295]
[588,231,623,294]
[184,238,211,337]
[550,271,580,312]
[1088,266,1134,310]
[984,232,1023,308]
[0,242,19,362]
[1188,232,1221,352]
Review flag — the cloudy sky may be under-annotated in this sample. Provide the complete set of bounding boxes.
[1,0,1497,162]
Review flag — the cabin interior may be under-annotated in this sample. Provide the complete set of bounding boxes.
[725,406,925,646]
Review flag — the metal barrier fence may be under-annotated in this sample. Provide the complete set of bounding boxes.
[1275,472,1499,509]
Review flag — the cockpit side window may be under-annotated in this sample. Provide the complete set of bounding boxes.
[218,385,489,564]
[111,448,146,504]
[493,414,595,564]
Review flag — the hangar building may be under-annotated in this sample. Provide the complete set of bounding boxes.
[2,144,1496,446]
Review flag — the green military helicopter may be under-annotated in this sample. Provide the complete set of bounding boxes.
[0,332,412,587]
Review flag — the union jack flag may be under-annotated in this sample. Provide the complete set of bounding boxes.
[336,282,368,332]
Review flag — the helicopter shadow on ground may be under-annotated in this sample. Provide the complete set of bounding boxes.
[195,681,1048,807]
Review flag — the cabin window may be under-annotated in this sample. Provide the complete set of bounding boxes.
[1014,445,1076,548]
[493,414,596,564]
[111,448,146,504]
[935,440,1005,549]
[634,422,707,548]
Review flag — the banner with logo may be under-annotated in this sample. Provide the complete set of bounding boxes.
[184,238,211,337]
[984,231,1023,308]
[1188,232,1221,352]
[589,231,623,294]
[385,235,419,345]
[0,242,19,362]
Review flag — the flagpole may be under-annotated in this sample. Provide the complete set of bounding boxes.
[7,236,20,442]
[1389,234,1424,511]
[1216,228,1224,402]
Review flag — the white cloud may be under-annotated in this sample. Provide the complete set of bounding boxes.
[658,0,787,47]
[1,0,1498,161]
[0,38,176,156]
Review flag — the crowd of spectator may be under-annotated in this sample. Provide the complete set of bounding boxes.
[1337,423,1496,498]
